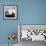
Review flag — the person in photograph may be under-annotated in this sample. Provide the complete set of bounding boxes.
[5,8,15,17]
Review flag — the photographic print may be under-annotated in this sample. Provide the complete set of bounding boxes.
[18,24,46,41]
[3,5,17,20]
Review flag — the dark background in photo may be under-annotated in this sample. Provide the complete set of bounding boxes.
[5,10,15,17]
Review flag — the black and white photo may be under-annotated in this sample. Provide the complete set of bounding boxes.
[3,5,17,19]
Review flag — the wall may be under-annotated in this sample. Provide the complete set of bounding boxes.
[0,0,19,44]
[20,0,46,24]
[0,0,46,45]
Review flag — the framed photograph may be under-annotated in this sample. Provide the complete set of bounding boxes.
[18,24,46,41]
[3,5,17,20]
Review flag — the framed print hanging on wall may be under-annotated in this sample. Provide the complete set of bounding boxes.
[3,5,17,20]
